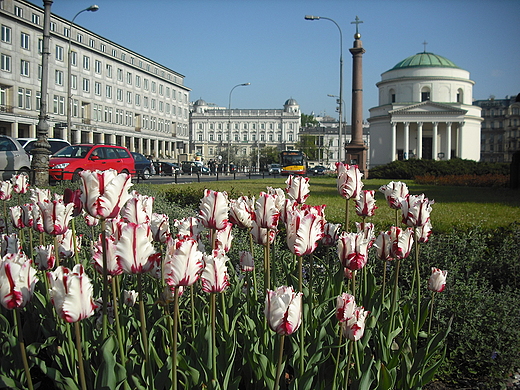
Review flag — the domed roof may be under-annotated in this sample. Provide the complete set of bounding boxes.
[284,98,299,106]
[194,99,207,106]
[389,52,460,71]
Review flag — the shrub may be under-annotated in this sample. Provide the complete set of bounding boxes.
[414,174,509,187]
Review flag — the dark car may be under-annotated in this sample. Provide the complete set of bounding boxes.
[181,161,209,175]
[131,152,153,180]
[310,165,327,175]
[153,161,181,176]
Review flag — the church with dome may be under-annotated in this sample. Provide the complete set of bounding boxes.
[368,51,482,167]
[189,99,301,165]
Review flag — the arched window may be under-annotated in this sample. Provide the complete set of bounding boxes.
[421,87,430,102]
[389,88,396,103]
[457,88,463,103]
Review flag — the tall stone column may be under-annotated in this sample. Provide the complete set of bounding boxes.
[346,25,368,176]
[391,122,397,161]
[404,122,410,159]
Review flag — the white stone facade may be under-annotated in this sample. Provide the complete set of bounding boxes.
[368,52,482,167]
[0,0,190,160]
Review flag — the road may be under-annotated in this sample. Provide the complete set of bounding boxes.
[133,171,280,185]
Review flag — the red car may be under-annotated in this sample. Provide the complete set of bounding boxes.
[49,144,136,182]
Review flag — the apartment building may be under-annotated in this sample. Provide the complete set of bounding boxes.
[0,0,190,160]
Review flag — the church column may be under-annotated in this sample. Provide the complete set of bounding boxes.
[417,122,423,159]
[10,122,18,138]
[445,122,452,159]
[404,122,410,160]
[87,131,93,144]
[432,122,438,159]
[138,137,143,155]
[121,135,126,150]
[457,122,464,158]
[29,124,37,138]
[391,122,397,161]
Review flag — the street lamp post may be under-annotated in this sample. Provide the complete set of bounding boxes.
[227,83,250,173]
[66,5,99,144]
[305,15,344,162]
[327,93,346,162]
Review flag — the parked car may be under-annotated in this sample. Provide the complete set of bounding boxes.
[268,163,281,175]
[153,161,181,176]
[0,135,31,180]
[181,161,209,175]
[310,165,327,175]
[131,152,153,180]
[17,138,70,158]
[49,144,136,183]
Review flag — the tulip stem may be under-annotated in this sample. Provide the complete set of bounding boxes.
[14,308,34,390]
[414,228,421,337]
[333,326,343,390]
[172,287,179,390]
[298,255,305,377]
[248,232,258,302]
[74,321,87,390]
[388,259,401,344]
[264,240,271,292]
[112,275,126,366]
[344,339,353,390]
[53,235,60,267]
[274,335,285,390]
[210,293,218,385]
[344,198,350,232]
[428,291,435,337]
[138,274,151,388]
[100,220,108,341]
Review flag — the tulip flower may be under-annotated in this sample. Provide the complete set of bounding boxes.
[163,236,203,288]
[63,188,83,217]
[115,222,158,274]
[254,192,280,230]
[0,252,38,309]
[120,190,154,224]
[201,250,230,293]
[30,204,44,233]
[34,244,56,271]
[19,204,34,228]
[266,186,286,212]
[198,189,229,230]
[1,233,21,256]
[285,205,325,257]
[11,174,29,195]
[29,187,51,204]
[389,226,415,260]
[251,220,277,246]
[341,306,369,341]
[37,199,74,236]
[92,234,123,276]
[285,175,310,204]
[229,195,255,229]
[174,216,204,240]
[57,230,82,260]
[336,292,356,322]
[379,181,409,210]
[10,206,24,229]
[355,190,378,217]
[428,267,447,292]
[321,222,341,246]
[83,211,99,227]
[337,231,370,271]
[239,251,255,272]
[0,180,13,201]
[80,169,133,220]
[214,221,233,253]
[150,213,170,243]
[374,230,393,262]
[416,220,433,243]
[123,290,138,307]
[336,163,363,200]
[264,285,302,335]
[401,194,434,228]
[356,221,375,246]
[47,264,97,323]
[280,198,297,224]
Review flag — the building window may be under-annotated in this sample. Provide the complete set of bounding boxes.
[100,44,106,53]
[55,70,64,86]
[143,97,148,108]
[127,72,132,85]
[94,82,101,96]
[126,91,132,104]
[50,22,56,32]
[55,45,64,61]
[457,88,463,103]
[1,54,11,72]
[38,38,43,53]
[105,85,112,98]
[151,99,156,110]
[143,79,149,91]
[31,13,40,25]
[82,78,90,92]
[14,6,23,17]
[20,60,29,76]
[135,94,140,106]
[159,84,163,96]
[151,81,156,93]
[83,56,90,70]
[89,38,95,48]
[106,64,112,78]
[76,33,83,43]
[421,87,430,102]
[95,60,102,74]
[117,68,123,81]
[1,25,12,43]
[36,91,41,110]
[70,51,77,66]
[117,88,123,101]
[135,75,140,87]
[20,32,30,50]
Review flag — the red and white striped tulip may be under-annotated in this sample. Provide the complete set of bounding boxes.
[255,192,280,230]
[0,252,38,309]
[34,244,56,271]
[355,190,378,217]
[120,190,154,224]
[37,199,74,236]
[123,290,138,307]
[264,286,302,335]
[336,292,356,322]
[239,251,255,272]
[29,187,51,204]
[428,267,447,292]
[11,173,29,194]
[10,206,24,229]
[63,188,83,217]
[174,216,204,240]
[401,194,434,228]
[163,236,204,288]
[341,306,369,341]
[336,163,363,200]
[0,180,13,201]
[47,264,97,322]
[198,189,229,230]
[379,181,409,210]
[92,234,123,276]
[229,195,255,229]
[1,233,21,256]
[285,175,310,204]
[251,220,277,246]
[214,221,234,253]
[337,231,370,271]
[150,213,170,243]
[80,169,132,220]
[285,205,325,256]
[56,230,82,259]
[321,222,342,246]
[201,250,230,293]
[115,222,158,274]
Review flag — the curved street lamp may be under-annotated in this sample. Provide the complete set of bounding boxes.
[305,15,344,162]
[227,83,250,173]
[67,5,99,143]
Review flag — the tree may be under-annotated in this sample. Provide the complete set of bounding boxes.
[301,113,319,128]
[295,135,320,161]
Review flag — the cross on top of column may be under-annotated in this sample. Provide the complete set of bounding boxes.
[351,16,363,34]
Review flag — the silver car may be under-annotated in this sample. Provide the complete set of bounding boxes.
[0,135,31,180]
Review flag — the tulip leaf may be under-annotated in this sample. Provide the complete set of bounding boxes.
[0,375,20,389]
[95,335,127,390]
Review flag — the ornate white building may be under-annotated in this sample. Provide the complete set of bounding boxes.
[189,98,301,164]
[368,51,482,167]
[0,0,190,160]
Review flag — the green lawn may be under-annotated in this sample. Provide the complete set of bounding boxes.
[155,177,520,233]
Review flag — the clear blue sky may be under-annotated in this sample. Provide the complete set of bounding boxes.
[43,0,519,122]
